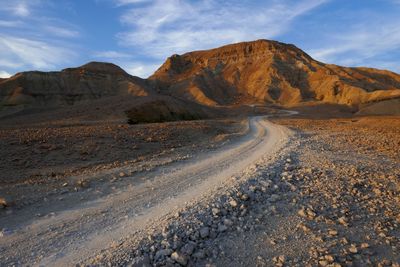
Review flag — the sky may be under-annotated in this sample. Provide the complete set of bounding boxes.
[0,0,400,78]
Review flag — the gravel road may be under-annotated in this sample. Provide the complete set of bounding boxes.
[0,116,290,266]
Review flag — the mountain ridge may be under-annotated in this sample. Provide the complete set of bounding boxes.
[150,39,400,107]
[1,39,400,118]
[0,61,152,107]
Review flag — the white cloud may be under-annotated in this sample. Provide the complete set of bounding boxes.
[117,0,329,58]
[0,70,12,78]
[123,62,160,77]
[0,20,23,27]
[14,2,30,16]
[309,23,400,70]
[44,25,80,38]
[0,35,76,69]
[115,0,150,5]
[0,1,37,17]
[0,0,82,73]
[93,50,132,59]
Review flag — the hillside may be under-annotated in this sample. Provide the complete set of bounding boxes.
[151,40,400,107]
[0,62,152,107]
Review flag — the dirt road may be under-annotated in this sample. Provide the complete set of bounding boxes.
[0,117,290,266]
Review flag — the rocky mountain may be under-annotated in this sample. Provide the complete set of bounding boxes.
[1,39,400,122]
[0,62,152,107]
[151,40,400,107]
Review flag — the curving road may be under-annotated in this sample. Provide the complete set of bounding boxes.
[0,116,291,266]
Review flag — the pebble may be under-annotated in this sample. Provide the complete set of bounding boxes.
[199,227,209,238]
[192,250,205,259]
[171,251,187,266]
[360,243,370,249]
[229,199,238,208]
[130,255,151,267]
[349,245,358,254]
[269,194,280,202]
[218,224,228,232]
[181,242,196,256]
[240,194,249,201]
[338,216,348,226]
[154,249,172,261]
[212,208,220,216]
[0,197,8,208]
[328,229,338,236]
[223,219,233,226]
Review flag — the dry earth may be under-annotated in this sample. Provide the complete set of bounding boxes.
[1,114,399,267]
[215,116,400,266]
[0,118,247,265]
[82,116,399,267]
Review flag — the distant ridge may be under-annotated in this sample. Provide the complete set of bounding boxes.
[0,62,152,107]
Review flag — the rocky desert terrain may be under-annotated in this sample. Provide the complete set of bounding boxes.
[1,39,399,267]
[76,115,399,267]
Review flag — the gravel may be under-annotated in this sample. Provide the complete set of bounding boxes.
[92,116,399,266]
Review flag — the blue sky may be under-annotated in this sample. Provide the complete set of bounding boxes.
[0,0,399,78]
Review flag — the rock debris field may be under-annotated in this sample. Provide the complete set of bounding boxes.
[86,116,399,266]
[0,116,399,267]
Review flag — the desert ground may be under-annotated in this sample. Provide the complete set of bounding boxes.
[1,105,399,266]
[87,115,400,267]
[1,41,400,266]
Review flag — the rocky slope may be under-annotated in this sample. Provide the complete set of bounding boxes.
[0,62,152,107]
[151,40,400,107]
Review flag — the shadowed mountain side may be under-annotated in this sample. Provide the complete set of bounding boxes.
[151,40,400,107]
[0,62,153,108]
[357,97,400,116]
[0,92,263,126]
[125,96,212,124]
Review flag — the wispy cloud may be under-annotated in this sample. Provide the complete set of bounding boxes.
[123,62,161,77]
[115,0,328,76]
[0,0,81,74]
[0,70,11,78]
[0,20,23,27]
[115,0,150,6]
[118,0,328,58]
[0,1,40,17]
[0,35,76,70]
[92,50,159,77]
[309,21,400,72]
[93,50,132,59]
[44,25,80,38]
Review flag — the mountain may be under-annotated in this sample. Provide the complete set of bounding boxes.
[0,62,152,107]
[0,62,216,124]
[1,39,400,123]
[150,39,400,107]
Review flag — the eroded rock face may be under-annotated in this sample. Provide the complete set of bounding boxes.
[1,40,400,113]
[150,39,400,106]
[0,62,152,107]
